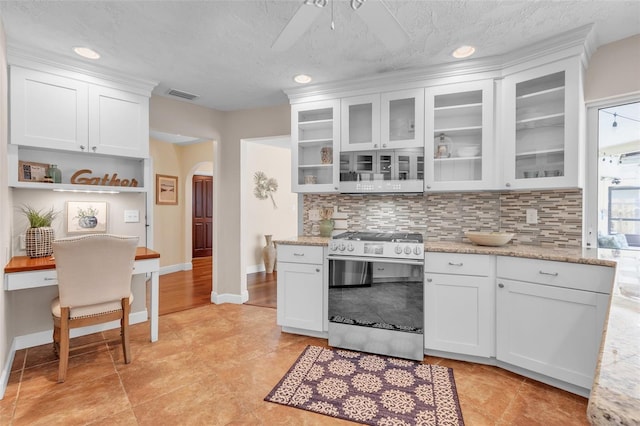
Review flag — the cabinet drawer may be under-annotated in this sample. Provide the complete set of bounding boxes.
[5,269,58,290]
[277,244,324,264]
[425,252,493,276]
[497,256,614,294]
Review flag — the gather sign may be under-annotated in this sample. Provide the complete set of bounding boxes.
[70,169,139,187]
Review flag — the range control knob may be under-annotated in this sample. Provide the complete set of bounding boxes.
[395,245,403,254]
[347,243,355,252]
[330,242,338,251]
[404,246,412,255]
[339,243,346,251]
[413,246,422,256]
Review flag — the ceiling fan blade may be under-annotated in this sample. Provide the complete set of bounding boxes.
[272,2,324,52]
[355,0,408,50]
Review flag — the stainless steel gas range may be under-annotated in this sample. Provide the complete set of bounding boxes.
[327,231,425,360]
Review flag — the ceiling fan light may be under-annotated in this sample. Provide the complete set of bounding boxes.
[452,45,476,59]
[293,74,313,84]
[73,46,100,60]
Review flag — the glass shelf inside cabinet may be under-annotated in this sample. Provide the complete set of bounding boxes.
[514,71,566,179]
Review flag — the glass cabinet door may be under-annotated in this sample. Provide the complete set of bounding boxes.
[501,57,581,189]
[425,80,494,191]
[292,100,340,193]
[341,94,380,152]
[381,88,425,149]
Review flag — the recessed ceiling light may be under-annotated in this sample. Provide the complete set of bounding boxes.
[293,74,312,84]
[73,46,100,60]
[452,45,476,59]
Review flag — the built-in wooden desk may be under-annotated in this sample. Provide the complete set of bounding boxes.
[4,247,161,342]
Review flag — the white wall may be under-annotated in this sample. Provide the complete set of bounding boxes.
[0,16,11,398]
[245,142,297,272]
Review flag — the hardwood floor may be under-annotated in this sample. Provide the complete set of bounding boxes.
[158,256,212,316]
[158,256,276,315]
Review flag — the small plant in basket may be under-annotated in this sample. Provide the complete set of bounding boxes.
[19,205,59,258]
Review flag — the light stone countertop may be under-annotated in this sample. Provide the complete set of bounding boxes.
[275,236,638,425]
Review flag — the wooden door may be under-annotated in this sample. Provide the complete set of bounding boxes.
[192,175,213,257]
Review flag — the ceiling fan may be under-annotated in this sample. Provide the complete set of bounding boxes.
[271,0,408,52]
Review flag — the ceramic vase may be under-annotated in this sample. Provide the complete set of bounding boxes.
[25,227,54,258]
[262,234,276,273]
[319,219,334,237]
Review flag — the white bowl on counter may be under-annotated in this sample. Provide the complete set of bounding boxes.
[465,231,514,247]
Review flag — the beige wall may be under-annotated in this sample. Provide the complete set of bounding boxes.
[245,143,297,271]
[0,17,10,391]
[585,34,640,102]
[149,96,290,298]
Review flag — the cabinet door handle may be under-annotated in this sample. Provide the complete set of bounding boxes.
[315,268,320,272]
[293,253,305,257]
[80,145,86,151]
[91,146,97,152]
[44,277,57,281]
[382,144,387,148]
[426,185,431,189]
[498,283,504,288]
[373,144,378,148]
[505,182,511,187]
[426,278,433,283]
[377,267,385,271]
[539,270,558,277]
[448,262,463,266]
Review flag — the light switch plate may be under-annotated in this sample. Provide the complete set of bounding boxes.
[124,210,140,223]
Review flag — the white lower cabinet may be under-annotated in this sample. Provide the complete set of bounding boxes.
[276,245,326,333]
[496,257,612,390]
[424,253,495,357]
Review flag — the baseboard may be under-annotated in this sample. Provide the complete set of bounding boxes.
[0,339,17,400]
[211,290,249,304]
[159,262,192,275]
[0,310,148,400]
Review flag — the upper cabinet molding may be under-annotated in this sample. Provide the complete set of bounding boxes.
[7,45,158,97]
[284,24,594,104]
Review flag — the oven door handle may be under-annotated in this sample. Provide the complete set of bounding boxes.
[327,255,424,266]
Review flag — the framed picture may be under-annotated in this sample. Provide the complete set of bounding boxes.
[18,161,50,182]
[156,174,178,205]
[66,201,108,234]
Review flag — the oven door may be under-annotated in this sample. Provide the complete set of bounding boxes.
[328,256,372,288]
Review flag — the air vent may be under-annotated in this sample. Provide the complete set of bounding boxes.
[167,88,199,101]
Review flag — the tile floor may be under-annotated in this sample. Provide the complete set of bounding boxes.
[0,303,590,425]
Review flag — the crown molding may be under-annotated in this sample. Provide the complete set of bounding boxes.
[7,43,158,95]
[285,24,594,103]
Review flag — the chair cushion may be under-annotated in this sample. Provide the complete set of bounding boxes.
[51,294,134,319]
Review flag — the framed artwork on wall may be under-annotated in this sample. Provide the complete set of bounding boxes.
[156,174,178,205]
[66,201,108,234]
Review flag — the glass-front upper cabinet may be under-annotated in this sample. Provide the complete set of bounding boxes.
[424,80,494,191]
[341,94,380,152]
[501,57,582,189]
[341,89,424,152]
[291,100,340,193]
[381,88,425,149]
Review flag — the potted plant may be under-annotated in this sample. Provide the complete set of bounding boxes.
[20,205,58,258]
[319,208,334,237]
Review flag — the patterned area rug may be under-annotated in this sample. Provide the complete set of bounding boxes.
[265,345,464,425]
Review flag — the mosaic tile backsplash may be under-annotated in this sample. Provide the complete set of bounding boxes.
[303,189,583,248]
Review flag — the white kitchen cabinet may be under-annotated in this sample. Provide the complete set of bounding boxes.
[425,80,494,191]
[424,253,495,357]
[10,64,150,159]
[496,257,613,389]
[277,245,326,333]
[291,100,340,193]
[341,89,424,152]
[500,57,583,189]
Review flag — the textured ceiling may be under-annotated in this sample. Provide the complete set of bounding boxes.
[0,1,638,111]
